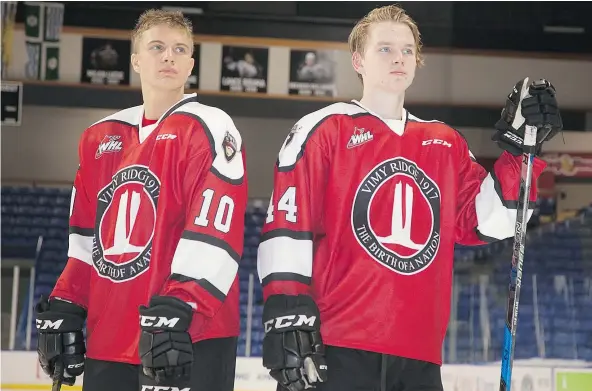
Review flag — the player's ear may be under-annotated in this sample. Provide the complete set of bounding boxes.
[188,56,195,77]
[352,51,363,77]
[131,53,140,73]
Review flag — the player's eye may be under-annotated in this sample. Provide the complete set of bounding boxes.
[175,46,187,53]
[402,48,414,55]
[150,44,163,51]
[379,47,390,53]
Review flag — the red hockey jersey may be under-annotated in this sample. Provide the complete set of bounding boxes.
[257,101,545,365]
[51,94,247,364]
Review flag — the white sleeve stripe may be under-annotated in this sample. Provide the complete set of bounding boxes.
[181,231,241,262]
[67,234,93,265]
[475,173,534,240]
[171,238,239,298]
[261,228,313,242]
[257,236,313,283]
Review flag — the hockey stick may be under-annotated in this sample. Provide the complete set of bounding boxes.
[51,360,64,391]
[499,124,539,391]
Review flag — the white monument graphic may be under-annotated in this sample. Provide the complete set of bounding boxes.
[375,182,425,250]
[103,190,144,256]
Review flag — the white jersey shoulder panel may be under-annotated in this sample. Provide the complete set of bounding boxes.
[407,112,442,124]
[176,102,244,182]
[90,105,142,128]
[278,102,366,168]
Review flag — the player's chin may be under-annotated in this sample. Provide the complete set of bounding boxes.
[387,79,412,93]
[152,77,185,91]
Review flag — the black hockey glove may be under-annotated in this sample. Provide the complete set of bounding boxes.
[138,295,194,384]
[493,77,563,156]
[36,296,86,386]
[262,294,328,391]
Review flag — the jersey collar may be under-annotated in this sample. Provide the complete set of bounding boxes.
[351,99,407,136]
[137,93,198,143]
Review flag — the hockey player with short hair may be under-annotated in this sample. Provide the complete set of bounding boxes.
[35,9,247,391]
[257,5,562,391]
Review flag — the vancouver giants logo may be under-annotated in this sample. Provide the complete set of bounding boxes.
[351,157,441,275]
[93,165,160,282]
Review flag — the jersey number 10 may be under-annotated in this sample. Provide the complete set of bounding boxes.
[194,188,234,233]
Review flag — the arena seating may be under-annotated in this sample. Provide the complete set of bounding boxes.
[2,185,591,362]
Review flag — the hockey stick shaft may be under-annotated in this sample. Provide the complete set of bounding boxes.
[52,360,64,391]
[499,125,538,391]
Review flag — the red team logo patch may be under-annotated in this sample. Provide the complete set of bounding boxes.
[352,157,441,274]
[93,165,160,282]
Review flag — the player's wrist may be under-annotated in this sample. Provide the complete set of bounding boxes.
[139,295,193,332]
[263,294,321,333]
[35,296,87,331]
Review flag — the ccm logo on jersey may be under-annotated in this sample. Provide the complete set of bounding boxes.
[156,134,177,140]
[36,319,64,330]
[264,315,317,333]
[141,387,190,391]
[140,315,180,328]
[422,139,452,148]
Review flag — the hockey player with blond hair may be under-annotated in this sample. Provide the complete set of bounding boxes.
[36,9,247,391]
[258,5,562,391]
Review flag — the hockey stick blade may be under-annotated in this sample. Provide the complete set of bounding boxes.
[52,360,64,391]
[499,125,538,391]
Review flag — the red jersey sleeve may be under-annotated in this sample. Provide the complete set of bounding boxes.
[455,139,546,245]
[159,116,247,319]
[51,132,95,308]
[257,118,330,300]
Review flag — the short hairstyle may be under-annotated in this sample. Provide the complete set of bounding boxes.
[348,5,424,80]
[131,9,194,53]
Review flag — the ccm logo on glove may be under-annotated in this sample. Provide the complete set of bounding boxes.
[264,314,317,333]
[140,386,190,391]
[140,315,180,328]
[501,132,523,146]
[36,319,64,330]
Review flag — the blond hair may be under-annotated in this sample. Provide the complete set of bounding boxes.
[348,5,424,80]
[132,9,194,53]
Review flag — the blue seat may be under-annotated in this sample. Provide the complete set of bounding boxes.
[236,342,246,356]
[250,343,263,356]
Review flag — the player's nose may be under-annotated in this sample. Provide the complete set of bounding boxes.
[161,47,175,63]
[391,50,404,63]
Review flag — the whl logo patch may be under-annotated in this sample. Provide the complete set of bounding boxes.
[347,127,373,149]
[96,135,123,159]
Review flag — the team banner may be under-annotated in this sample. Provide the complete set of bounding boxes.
[24,2,63,81]
[541,153,592,178]
[185,44,201,90]
[80,37,131,86]
[220,45,268,93]
[288,49,337,97]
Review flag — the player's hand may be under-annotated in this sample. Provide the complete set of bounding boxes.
[138,296,194,384]
[36,296,86,386]
[262,295,328,391]
[493,77,563,156]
